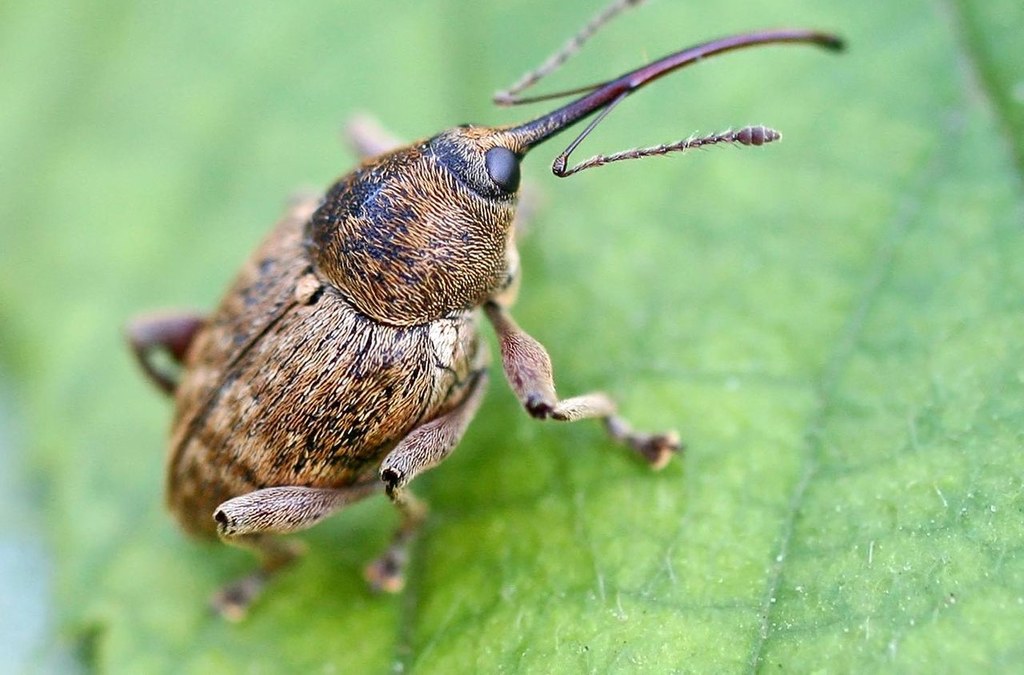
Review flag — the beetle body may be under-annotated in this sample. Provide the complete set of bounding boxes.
[167,130,521,538]
[166,200,484,538]
[128,14,842,619]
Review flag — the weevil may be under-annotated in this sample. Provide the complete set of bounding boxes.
[128,2,842,619]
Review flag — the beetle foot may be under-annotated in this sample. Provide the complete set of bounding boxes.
[364,545,408,594]
[210,571,268,622]
[604,415,682,470]
[636,431,682,470]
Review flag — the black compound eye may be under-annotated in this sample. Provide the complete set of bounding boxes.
[485,146,521,193]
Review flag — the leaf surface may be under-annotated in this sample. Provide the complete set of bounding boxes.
[1,0,1021,672]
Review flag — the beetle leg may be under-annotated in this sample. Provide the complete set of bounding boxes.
[484,302,680,469]
[366,370,488,592]
[345,113,403,159]
[211,480,380,620]
[125,311,206,396]
[363,487,427,594]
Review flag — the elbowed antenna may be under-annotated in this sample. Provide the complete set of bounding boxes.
[503,28,844,176]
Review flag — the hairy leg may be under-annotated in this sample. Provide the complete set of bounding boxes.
[211,480,379,620]
[484,302,679,468]
[365,371,488,591]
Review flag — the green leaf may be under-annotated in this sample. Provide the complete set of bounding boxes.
[2,0,1022,672]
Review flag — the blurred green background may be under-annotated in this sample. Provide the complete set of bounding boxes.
[2,0,1022,672]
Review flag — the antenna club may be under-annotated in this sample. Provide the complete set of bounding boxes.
[734,125,781,146]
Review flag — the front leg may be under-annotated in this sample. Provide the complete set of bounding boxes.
[484,302,680,469]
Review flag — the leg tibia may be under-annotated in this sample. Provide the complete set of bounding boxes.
[210,481,378,620]
[214,483,378,537]
[379,371,488,494]
[483,303,556,415]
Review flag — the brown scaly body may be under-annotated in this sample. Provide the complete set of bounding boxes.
[167,193,486,538]
[127,3,841,620]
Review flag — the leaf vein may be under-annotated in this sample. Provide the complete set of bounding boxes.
[745,146,952,672]
[942,0,1024,180]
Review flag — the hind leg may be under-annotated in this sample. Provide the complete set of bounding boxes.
[211,480,380,620]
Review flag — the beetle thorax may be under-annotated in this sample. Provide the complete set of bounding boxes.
[306,143,517,326]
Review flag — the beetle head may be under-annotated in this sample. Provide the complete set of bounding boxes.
[306,130,523,327]
[307,28,842,326]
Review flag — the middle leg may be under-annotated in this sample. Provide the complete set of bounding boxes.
[365,370,489,592]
